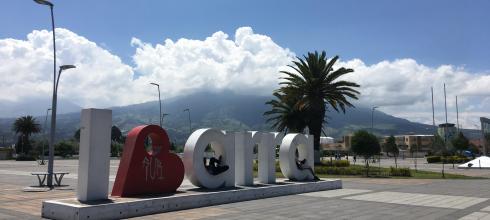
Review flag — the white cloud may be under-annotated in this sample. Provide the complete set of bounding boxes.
[130,27,294,98]
[0,26,488,129]
[0,28,137,108]
[338,59,490,128]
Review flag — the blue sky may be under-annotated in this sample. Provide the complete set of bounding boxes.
[2,0,489,72]
[1,0,489,127]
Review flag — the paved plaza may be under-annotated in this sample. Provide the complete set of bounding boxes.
[2,160,490,219]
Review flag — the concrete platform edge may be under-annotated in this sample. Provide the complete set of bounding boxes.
[42,179,341,220]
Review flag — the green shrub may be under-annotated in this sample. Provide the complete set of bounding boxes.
[321,159,350,167]
[55,141,76,158]
[443,156,470,164]
[314,165,386,176]
[427,156,470,164]
[426,156,441,163]
[389,167,412,177]
[15,154,36,161]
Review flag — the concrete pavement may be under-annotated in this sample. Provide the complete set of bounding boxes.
[1,159,490,219]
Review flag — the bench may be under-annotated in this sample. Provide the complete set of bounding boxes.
[31,172,69,187]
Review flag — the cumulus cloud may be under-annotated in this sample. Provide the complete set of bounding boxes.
[338,59,490,128]
[130,27,294,98]
[0,28,136,107]
[0,26,488,128]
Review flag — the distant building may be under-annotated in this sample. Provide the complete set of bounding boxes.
[321,133,436,157]
[320,136,349,152]
[320,137,334,145]
[403,135,435,155]
[437,123,457,141]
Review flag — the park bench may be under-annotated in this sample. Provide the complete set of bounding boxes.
[31,172,69,187]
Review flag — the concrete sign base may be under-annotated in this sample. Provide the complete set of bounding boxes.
[42,179,341,220]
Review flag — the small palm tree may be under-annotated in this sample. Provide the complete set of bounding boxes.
[280,51,360,162]
[12,115,41,154]
[264,91,307,133]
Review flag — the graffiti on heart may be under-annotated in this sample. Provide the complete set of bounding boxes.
[142,156,164,182]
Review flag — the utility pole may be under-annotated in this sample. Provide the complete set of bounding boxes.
[443,84,448,178]
[456,95,459,132]
[444,83,448,144]
[431,87,436,128]
[431,87,443,177]
[150,82,163,127]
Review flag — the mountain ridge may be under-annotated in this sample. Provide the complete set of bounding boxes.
[0,91,480,146]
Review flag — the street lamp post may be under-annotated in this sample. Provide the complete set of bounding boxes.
[40,108,51,165]
[371,106,380,174]
[371,106,378,133]
[33,0,57,187]
[150,83,162,127]
[46,65,76,186]
[183,108,192,135]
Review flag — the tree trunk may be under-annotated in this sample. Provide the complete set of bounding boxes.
[23,135,30,154]
[395,156,398,168]
[308,102,325,165]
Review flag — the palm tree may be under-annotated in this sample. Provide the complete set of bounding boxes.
[279,51,360,162]
[111,125,123,143]
[12,115,41,154]
[264,91,307,133]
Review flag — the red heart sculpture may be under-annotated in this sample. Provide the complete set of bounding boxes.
[111,125,184,197]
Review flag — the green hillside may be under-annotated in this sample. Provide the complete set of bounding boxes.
[0,91,481,146]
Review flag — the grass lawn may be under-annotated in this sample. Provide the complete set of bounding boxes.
[323,165,485,179]
[255,164,484,179]
[409,169,484,179]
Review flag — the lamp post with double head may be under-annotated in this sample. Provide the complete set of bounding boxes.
[150,83,162,127]
[33,0,57,187]
[46,65,76,186]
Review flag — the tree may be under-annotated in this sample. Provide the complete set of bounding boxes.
[111,142,123,157]
[351,130,380,176]
[12,115,41,154]
[273,51,360,163]
[111,125,124,157]
[383,135,399,168]
[264,91,307,133]
[468,143,480,157]
[55,141,76,158]
[452,132,469,155]
[432,134,446,154]
[111,125,123,143]
[74,129,80,142]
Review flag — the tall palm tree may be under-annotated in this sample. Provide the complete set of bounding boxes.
[264,91,307,133]
[12,115,41,154]
[280,51,360,162]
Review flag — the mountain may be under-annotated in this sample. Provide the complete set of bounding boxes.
[0,97,81,117]
[0,91,481,146]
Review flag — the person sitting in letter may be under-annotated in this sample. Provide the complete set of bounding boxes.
[296,158,320,181]
[204,155,229,175]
